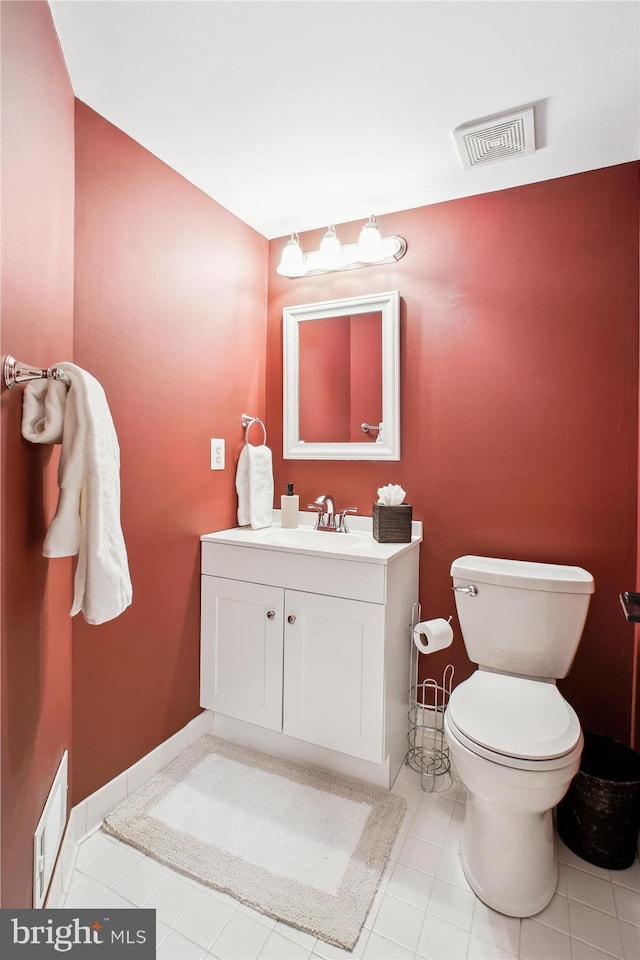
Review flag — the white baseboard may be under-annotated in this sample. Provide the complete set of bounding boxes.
[34,752,68,908]
[45,710,214,907]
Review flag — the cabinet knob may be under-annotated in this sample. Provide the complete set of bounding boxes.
[287,614,296,625]
[266,610,276,620]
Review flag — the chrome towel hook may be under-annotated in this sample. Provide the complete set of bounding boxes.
[361,422,381,435]
[3,354,70,389]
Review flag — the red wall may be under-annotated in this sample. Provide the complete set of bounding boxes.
[268,164,640,745]
[72,103,268,802]
[0,1,75,905]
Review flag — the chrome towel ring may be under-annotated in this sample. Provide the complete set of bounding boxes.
[241,412,267,446]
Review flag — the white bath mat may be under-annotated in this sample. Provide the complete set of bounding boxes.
[103,735,406,949]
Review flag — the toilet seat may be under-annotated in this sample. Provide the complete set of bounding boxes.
[446,671,583,771]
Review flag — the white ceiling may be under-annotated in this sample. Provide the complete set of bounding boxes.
[49,1,640,239]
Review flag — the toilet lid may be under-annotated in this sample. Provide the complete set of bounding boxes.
[446,672,581,760]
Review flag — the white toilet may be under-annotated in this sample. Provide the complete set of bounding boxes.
[444,555,594,918]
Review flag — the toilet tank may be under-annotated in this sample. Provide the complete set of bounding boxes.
[450,556,594,679]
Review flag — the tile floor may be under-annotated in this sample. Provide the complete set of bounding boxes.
[61,758,640,960]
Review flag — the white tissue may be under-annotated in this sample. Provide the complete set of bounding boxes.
[377,484,406,506]
[413,618,454,654]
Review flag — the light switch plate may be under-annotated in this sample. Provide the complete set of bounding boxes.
[210,439,225,470]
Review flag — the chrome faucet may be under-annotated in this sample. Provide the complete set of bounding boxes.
[308,494,357,533]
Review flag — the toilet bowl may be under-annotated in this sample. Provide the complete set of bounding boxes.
[444,671,583,916]
[445,556,594,917]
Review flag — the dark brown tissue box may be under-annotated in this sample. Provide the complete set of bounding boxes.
[372,502,413,543]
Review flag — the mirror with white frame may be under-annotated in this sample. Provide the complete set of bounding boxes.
[283,291,400,460]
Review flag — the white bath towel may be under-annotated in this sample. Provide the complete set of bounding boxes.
[235,442,274,529]
[21,364,132,625]
[21,378,67,444]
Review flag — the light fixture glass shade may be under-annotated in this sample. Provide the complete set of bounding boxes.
[357,215,385,263]
[277,234,306,276]
[317,226,343,270]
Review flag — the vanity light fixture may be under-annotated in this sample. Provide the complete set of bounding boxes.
[278,233,306,277]
[357,215,385,263]
[276,217,407,279]
[317,225,343,270]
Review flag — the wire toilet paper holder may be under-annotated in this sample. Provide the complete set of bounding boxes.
[406,602,455,791]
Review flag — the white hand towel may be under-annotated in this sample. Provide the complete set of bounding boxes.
[21,364,133,625]
[235,442,274,530]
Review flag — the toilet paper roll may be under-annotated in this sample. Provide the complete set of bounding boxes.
[413,618,454,654]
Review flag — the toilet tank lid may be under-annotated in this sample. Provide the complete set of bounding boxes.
[450,556,594,594]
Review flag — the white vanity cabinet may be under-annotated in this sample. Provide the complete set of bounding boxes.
[200,518,421,787]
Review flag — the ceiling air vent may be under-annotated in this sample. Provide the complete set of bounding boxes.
[454,105,536,169]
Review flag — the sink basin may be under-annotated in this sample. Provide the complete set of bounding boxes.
[245,525,372,552]
[201,515,422,563]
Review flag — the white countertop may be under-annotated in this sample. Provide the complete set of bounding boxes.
[201,511,423,564]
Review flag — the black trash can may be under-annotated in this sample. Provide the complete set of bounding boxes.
[557,732,640,870]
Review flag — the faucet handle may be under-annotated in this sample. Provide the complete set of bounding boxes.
[336,507,358,533]
[307,501,325,529]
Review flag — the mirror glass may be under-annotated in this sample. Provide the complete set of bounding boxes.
[283,291,400,460]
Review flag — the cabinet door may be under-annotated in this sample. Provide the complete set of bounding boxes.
[200,577,283,731]
[283,590,384,762]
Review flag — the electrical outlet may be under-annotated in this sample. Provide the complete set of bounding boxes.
[210,438,225,471]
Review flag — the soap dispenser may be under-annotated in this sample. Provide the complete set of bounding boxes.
[281,482,299,528]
